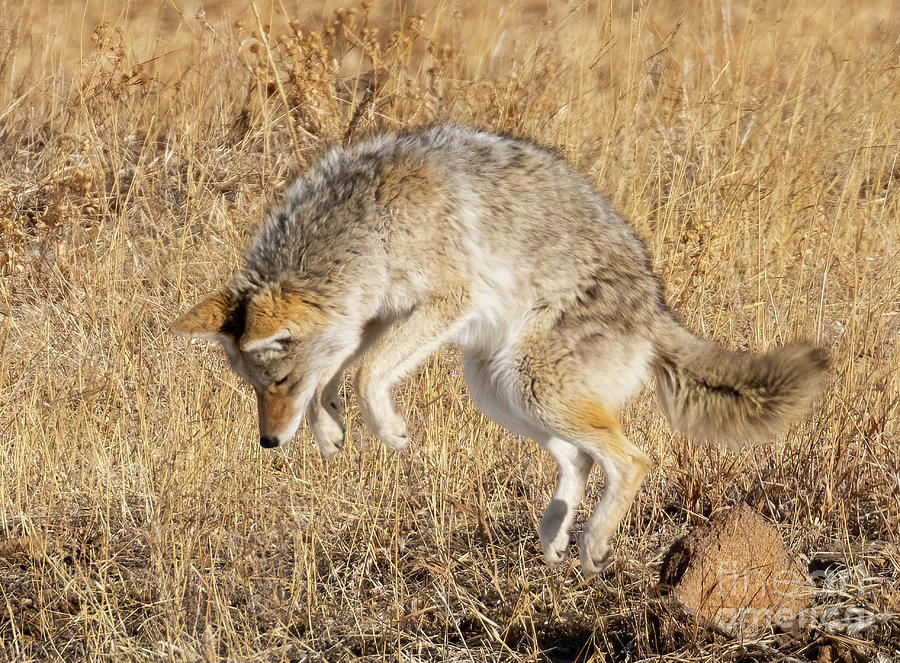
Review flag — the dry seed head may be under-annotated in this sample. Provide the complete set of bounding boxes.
[92,22,108,49]
[406,14,425,34]
[427,41,455,64]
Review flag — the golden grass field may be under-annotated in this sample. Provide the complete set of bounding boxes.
[1,0,898,660]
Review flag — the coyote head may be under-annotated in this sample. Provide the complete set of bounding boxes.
[171,281,329,448]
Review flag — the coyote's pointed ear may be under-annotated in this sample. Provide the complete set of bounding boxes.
[170,289,239,341]
[239,287,323,352]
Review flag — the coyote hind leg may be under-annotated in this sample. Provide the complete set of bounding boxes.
[539,438,594,564]
[463,351,594,566]
[465,327,652,573]
[562,403,650,575]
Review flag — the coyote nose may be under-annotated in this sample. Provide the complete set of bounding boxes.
[260,435,280,448]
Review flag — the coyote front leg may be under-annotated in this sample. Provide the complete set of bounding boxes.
[308,347,366,458]
[356,298,465,449]
[307,374,347,458]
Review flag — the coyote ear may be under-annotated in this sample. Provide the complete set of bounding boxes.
[239,287,323,352]
[170,289,239,341]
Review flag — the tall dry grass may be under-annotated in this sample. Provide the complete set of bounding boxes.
[0,0,897,660]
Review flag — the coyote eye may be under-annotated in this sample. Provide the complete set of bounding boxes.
[274,375,289,386]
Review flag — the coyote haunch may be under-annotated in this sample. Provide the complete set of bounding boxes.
[172,126,826,574]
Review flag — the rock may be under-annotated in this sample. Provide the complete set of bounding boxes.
[659,505,812,636]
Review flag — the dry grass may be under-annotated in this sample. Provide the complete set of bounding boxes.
[1,0,898,660]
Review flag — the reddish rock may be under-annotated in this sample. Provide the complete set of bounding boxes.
[660,505,812,636]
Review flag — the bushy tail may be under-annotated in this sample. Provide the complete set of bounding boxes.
[651,318,827,446]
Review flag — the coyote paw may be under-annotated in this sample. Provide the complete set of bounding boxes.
[541,536,570,565]
[359,394,410,450]
[373,416,410,450]
[312,409,345,460]
[579,535,613,576]
[317,434,344,460]
[540,499,572,565]
[376,427,409,451]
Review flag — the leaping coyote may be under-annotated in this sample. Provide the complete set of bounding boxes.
[172,126,826,574]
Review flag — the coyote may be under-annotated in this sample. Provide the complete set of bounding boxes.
[172,126,826,574]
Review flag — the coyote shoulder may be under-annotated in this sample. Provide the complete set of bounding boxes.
[172,125,826,574]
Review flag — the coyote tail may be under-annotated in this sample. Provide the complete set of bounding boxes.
[651,317,828,446]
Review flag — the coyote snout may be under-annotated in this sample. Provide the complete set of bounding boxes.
[256,386,299,448]
[172,125,826,574]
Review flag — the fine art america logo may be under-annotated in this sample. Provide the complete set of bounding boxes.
[713,559,887,634]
